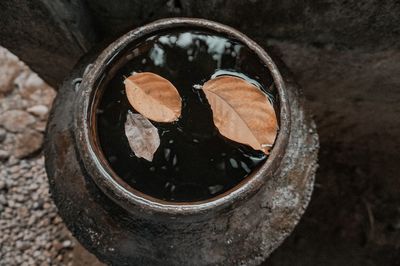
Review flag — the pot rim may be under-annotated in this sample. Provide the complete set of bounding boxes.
[74,17,291,217]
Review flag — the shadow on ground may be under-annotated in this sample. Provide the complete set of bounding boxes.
[264,42,400,265]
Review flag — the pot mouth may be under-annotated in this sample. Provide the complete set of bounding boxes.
[74,18,290,217]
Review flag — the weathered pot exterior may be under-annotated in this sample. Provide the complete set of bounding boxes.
[44,18,318,265]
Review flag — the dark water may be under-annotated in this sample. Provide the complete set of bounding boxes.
[96,28,278,202]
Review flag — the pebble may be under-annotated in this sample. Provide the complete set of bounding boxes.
[24,72,44,89]
[0,53,20,94]
[0,110,36,132]
[0,180,6,190]
[13,129,43,158]
[9,165,19,174]
[27,105,49,118]
[0,127,6,142]
[34,121,47,132]
[63,240,72,248]
[0,194,6,204]
[0,149,9,160]
[7,156,19,165]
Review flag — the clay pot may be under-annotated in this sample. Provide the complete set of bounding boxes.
[44,18,318,265]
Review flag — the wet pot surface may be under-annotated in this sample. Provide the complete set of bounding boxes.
[44,18,318,266]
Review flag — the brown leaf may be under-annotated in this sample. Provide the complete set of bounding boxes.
[202,75,278,154]
[125,111,160,161]
[124,72,182,122]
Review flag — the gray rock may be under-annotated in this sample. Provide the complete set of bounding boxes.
[34,121,47,132]
[20,160,29,169]
[0,194,6,205]
[0,149,10,161]
[7,199,15,208]
[0,180,6,190]
[14,194,25,203]
[0,59,19,95]
[0,110,35,132]
[9,165,19,174]
[0,127,6,142]
[27,105,48,118]
[62,240,72,248]
[16,240,30,250]
[7,156,19,165]
[12,130,43,158]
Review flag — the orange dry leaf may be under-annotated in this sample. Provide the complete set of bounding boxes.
[124,72,182,122]
[202,75,278,154]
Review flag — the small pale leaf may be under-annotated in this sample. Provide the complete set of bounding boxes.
[202,75,278,154]
[125,111,160,161]
[124,72,182,122]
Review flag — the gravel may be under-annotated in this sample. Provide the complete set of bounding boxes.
[27,105,49,118]
[0,157,75,265]
[0,46,103,265]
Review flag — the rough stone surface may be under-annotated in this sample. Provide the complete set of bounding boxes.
[263,41,400,265]
[0,0,96,87]
[1,0,400,86]
[85,0,400,50]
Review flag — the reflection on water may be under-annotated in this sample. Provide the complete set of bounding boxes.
[136,31,244,69]
[97,29,278,202]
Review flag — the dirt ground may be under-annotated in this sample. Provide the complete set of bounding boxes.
[1,38,399,265]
